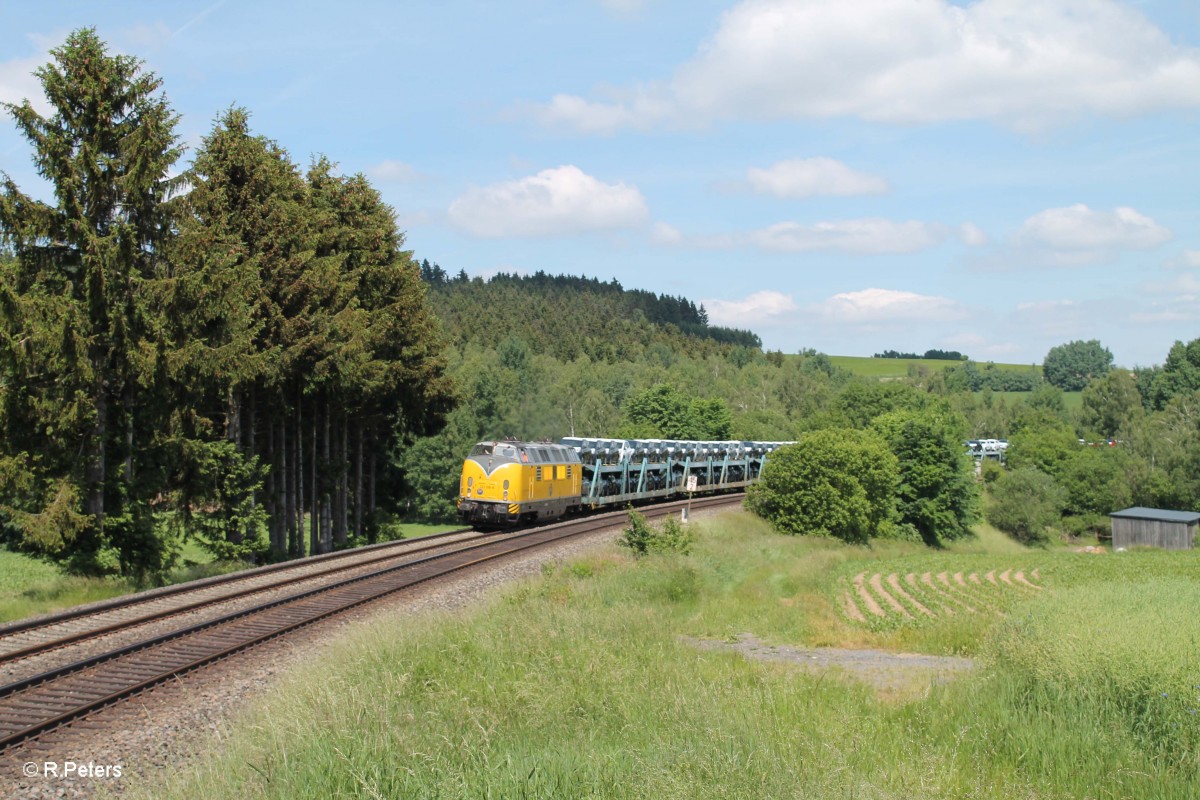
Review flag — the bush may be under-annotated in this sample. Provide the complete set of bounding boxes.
[618,510,695,557]
[746,428,898,543]
[980,459,1004,485]
[986,468,1065,544]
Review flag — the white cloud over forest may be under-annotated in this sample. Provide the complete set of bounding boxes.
[702,290,799,326]
[813,287,967,323]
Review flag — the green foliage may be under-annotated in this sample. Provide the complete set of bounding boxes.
[746,429,899,542]
[1149,337,1200,410]
[871,408,980,545]
[1080,369,1142,438]
[0,28,182,575]
[980,459,1004,485]
[1042,339,1113,391]
[619,383,732,439]
[941,360,1043,392]
[834,380,928,428]
[986,468,1065,544]
[618,510,695,557]
[0,31,454,573]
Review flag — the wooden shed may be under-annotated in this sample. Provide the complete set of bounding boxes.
[1109,507,1200,551]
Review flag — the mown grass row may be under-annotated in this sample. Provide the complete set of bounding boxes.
[129,513,1200,799]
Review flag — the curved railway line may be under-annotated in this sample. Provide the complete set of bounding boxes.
[0,493,741,753]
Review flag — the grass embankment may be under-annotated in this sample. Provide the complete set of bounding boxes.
[134,513,1200,800]
[0,523,459,623]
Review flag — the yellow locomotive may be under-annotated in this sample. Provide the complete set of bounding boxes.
[457,440,582,526]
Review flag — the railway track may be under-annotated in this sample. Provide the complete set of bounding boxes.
[0,526,484,673]
[0,493,741,752]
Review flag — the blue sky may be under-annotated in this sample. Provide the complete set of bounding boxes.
[2,0,1199,367]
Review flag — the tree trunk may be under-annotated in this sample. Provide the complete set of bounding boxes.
[368,425,376,524]
[280,413,291,560]
[85,386,107,532]
[322,399,332,552]
[295,388,305,559]
[310,404,319,556]
[335,414,348,548]
[355,423,364,543]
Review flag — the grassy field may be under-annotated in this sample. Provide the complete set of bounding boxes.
[132,512,1200,799]
[828,355,1042,380]
[0,522,459,623]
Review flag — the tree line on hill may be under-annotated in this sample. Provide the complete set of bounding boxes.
[873,349,966,361]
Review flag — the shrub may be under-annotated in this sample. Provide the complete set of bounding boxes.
[980,459,1004,485]
[986,468,1065,544]
[746,428,898,543]
[618,510,695,557]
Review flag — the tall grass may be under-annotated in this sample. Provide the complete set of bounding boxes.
[129,512,1200,799]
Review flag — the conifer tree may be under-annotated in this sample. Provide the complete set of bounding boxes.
[0,29,182,574]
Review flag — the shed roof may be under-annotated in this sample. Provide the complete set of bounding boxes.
[1109,507,1200,524]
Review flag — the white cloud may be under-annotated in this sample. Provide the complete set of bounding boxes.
[650,221,685,245]
[745,157,888,198]
[975,204,1172,270]
[941,332,1021,359]
[447,165,649,238]
[1017,204,1171,251]
[749,219,946,254]
[367,160,426,184]
[813,288,967,323]
[534,0,1200,133]
[1141,271,1200,297]
[702,290,798,326]
[959,223,989,246]
[1169,249,1200,269]
[0,51,50,114]
[650,217,954,254]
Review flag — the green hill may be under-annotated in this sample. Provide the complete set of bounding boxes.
[828,355,1042,380]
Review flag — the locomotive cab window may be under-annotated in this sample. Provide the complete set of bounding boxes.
[470,443,494,456]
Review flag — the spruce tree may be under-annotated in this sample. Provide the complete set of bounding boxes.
[0,29,181,574]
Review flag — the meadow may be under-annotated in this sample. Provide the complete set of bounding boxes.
[828,355,1043,380]
[131,511,1200,799]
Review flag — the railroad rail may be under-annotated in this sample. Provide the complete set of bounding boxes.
[0,527,483,670]
[0,493,741,752]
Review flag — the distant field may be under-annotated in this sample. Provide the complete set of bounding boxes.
[827,355,1042,380]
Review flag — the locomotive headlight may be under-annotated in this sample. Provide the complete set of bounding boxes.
[503,491,508,500]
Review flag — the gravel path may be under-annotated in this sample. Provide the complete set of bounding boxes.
[686,634,976,699]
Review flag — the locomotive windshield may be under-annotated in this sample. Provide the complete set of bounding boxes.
[469,443,494,456]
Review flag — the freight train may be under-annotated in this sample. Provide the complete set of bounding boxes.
[457,437,791,527]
